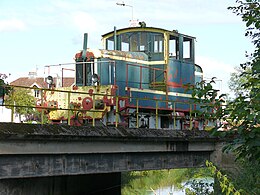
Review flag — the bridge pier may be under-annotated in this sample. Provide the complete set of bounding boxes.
[211,142,237,171]
[0,173,121,195]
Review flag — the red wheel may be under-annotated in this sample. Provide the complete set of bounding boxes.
[36,99,44,112]
[82,97,93,110]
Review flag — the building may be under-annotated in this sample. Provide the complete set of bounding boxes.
[10,72,74,99]
[0,72,74,122]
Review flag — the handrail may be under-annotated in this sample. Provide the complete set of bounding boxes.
[125,63,166,89]
[0,85,197,129]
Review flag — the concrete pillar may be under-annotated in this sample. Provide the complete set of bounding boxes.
[210,142,237,172]
[0,173,121,195]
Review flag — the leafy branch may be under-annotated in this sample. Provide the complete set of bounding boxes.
[206,160,244,195]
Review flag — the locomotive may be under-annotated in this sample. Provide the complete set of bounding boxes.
[42,24,205,130]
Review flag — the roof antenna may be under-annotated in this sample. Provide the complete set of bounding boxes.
[116,1,139,27]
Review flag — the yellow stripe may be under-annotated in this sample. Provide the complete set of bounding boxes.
[127,87,192,98]
[102,54,165,65]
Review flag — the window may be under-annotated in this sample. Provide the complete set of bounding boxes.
[139,32,147,51]
[130,33,138,52]
[32,85,40,98]
[105,31,164,53]
[34,89,40,98]
[121,42,129,51]
[107,38,114,50]
[154,35,163,53]
[169,35,178,59]
[121,33,130,51]
[183,37,192,60]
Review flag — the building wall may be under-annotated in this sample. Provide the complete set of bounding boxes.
[0,107,24,123]
[0,107,12,122]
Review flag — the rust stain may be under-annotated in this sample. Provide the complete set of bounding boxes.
[168,73,173,81]
[167,82,182,88]
[173,69,178,78]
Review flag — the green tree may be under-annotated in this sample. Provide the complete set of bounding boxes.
[189,0,259,163]
[187,1,260,194]
[5,87,36,122]
[228,66,252,97]
[225,0,260,163]
[231,160,260,194]
[0,73,8,98]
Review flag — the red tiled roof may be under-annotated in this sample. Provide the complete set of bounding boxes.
[10,77,74,88]
[61,78,75,87]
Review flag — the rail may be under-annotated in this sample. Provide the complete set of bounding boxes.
[125,63,166,90]
[77,60,166,90]
[0,85,197,129]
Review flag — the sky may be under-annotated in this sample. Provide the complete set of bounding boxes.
[0,0,254,95]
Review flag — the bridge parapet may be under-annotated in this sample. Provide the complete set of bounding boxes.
[0,122,216,140]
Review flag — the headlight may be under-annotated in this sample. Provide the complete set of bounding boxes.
[46,76,54,85]
[91,74,99,83]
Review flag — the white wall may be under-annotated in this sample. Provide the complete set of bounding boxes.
[0,106,12,122]
[0,106,22,123]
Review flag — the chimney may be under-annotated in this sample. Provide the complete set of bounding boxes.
[28,72,37,79]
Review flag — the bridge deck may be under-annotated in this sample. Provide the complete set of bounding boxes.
[0,122,219,179]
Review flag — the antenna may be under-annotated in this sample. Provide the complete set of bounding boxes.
[116,1,134,21]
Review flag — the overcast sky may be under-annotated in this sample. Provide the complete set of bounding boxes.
[0,0,254,94]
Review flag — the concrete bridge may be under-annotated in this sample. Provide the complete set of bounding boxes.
[0,122,231,195]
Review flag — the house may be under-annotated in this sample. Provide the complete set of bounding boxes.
[0,72,74,122]
[10,72,74,98]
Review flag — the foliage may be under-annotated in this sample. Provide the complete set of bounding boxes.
[188,77,227,124]
[0,73,7,84]
[184,179,213,195]
[121,170,163,194]
[205,160,244,195]
[230,159,260,195]
[121,168,213,194]
[189,74,259,168]
[185,2,260,193]
[0,73,8,97]
[228,66,252,96]
[4,87,36,119]
[225,0,260,162]
[188,0,260,163]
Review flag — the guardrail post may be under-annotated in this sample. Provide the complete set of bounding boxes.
[189,104,192,130]
[136,99,139,128]
[11,88,14,123]
[92,94,95,127]
[67,91,71,125]
[173,102,176,129]
[41,89,44,124]
[115,96,119,127]
[156,100,158,129]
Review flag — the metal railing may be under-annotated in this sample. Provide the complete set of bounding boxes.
[0,85,195,129]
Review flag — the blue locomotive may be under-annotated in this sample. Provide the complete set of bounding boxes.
[44,24,204,130]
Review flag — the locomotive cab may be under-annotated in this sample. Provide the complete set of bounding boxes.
[75,27,197,89]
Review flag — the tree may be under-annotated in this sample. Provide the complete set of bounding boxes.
[5,87,36,122]
[229,66,252,97]
[226,0,260,163]
[187,1,259,194]
[189,0,259,162]
[0,73,8,98]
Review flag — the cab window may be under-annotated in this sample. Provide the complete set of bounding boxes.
[105,31,164,54]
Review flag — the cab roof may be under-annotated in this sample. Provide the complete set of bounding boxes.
[102,26,196,40]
